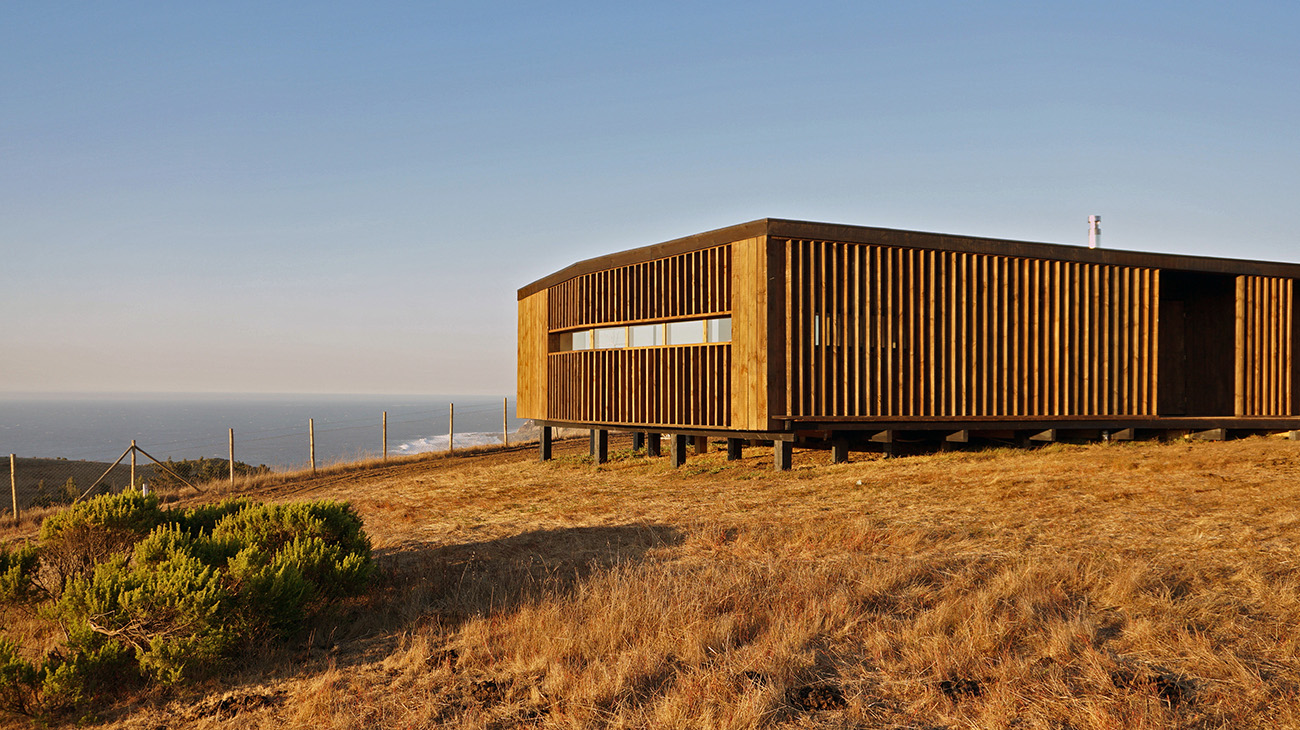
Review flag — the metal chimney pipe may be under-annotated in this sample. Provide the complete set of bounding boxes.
[1088,215,1101,249]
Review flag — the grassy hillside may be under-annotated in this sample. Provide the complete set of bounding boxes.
[4,435,1300,728]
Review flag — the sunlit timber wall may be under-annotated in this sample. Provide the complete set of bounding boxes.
[776,238,1296,420]
[518,242,741,429]
[518,221,1300,435]
[780,239,1161,418]
[1236,276,1294,416]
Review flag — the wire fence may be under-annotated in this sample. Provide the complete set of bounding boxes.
[4,397,540,518]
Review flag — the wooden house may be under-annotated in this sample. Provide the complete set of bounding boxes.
[518,219,1300,468]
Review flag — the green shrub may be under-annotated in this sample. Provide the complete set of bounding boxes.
[39,490,165,544]
[38,491,166,592]
[0,544,40,603]
[176,497,255,536]
[211,500,371,558]
[0,640,39,717]
[0,492,373,715]
[38,639,134,713]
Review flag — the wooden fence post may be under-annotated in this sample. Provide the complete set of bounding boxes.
[9,454,16,525]
[382,411,388,461]
[309,418,317,474]
[229,428,235,488]
[130,440,137,490]
[449,403,455,453]
[503,397,508,447]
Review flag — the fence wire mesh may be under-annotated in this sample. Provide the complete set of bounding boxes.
[4,397,533,515]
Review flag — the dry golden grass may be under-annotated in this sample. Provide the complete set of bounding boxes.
[8,434,1300,729]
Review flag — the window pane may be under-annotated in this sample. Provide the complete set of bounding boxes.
[570,329,592,350]
[705,317,732,343]
[665,320,705,345]
[629,324,663,347]
[593,326,627,349]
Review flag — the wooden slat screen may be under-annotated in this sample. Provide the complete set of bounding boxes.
[1235,276,1294,416]
[781,239,1160,418]
[547,345,731,427]
[547,245,732,330]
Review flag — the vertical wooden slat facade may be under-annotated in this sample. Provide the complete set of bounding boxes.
[537,245,733,428]
[1236,276,1294,416]
[779,238,1161,417]
[519,220,1300,434]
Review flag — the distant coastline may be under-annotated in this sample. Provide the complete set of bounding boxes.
[0,393,524,468]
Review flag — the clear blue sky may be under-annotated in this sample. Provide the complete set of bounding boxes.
[3,2,1297,395]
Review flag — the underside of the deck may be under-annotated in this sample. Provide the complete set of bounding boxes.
[533,417,1300,470]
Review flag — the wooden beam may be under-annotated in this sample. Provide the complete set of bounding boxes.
[945,430,970,443]
[870,429,895,443]
[1029,429,1057,442]
[1109,428,1135,441]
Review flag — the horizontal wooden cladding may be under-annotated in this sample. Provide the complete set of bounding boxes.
[547,345,731,428]
[1236,276,1294,416]
[782,239,1160,418]
[547,245,732,331]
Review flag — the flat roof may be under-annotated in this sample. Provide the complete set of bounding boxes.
[518,218,1300,300]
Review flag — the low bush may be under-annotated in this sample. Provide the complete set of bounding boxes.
[0,543,39,603]
[0,491,372,718]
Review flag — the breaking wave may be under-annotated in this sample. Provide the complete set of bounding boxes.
[392,431,510,455]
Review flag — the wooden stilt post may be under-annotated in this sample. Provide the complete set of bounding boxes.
[632,432,645,451]
[594,430,609,464]
[229,429,235,488]
[382,411,388,461]
[646,433,662,457]
[774,440,793,471]
[9,455,16,525]
[309,418,316,474]
[670,434,688,468]
[726,438,742,461]
[831,440,849,464]
[693,435,709,455]
[539,425,552,461]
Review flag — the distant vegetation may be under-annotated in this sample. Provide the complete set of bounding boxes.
[149,456,271,489]
[0,491,371,720]
[11,457,272,513]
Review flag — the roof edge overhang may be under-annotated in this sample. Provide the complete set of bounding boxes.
[517,218,1300,300]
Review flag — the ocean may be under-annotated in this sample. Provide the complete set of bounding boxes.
[0,393,526,470]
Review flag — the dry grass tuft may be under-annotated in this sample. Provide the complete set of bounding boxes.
[8,434,1300,728]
